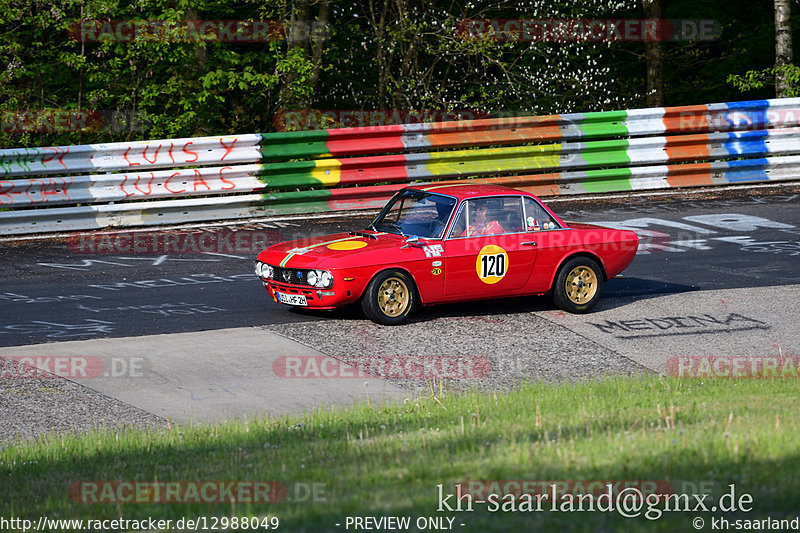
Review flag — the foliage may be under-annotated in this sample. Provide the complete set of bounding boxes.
[728,64,800,97]
[0,0,791,147]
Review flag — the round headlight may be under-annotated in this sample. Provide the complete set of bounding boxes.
[306,270,319,286]
[264,264,274,279]
[319,271,334,288]
[254,261,263,277]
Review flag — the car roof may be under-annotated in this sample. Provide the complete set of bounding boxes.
[407,183,529,200]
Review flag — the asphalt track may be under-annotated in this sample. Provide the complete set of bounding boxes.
[1,184,799,427]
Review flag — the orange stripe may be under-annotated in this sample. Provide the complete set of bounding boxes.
[662,105,711,135]
[665,162,715,188]
[664,133,711,163]
[426,124,563,148]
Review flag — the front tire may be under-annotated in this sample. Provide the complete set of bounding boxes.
[361,269,416,325]
[552,257,604,313]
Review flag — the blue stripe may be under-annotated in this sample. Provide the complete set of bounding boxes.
[724,100,769,130]
[722,158,770,182]
[723,131,769,156]
[725,99,770,109]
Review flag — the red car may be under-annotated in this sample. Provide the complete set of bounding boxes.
[255,184,639,325]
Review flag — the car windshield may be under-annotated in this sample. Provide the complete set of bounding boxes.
[370,190,456,239]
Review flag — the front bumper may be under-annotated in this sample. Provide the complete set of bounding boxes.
[262,280,352,310]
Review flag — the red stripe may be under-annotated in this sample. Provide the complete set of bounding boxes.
[325,125,405,156]
[338,154,410,185]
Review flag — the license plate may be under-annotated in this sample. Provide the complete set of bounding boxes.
[276,292,308,306]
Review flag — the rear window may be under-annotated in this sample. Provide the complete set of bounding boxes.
[523,197,560,231]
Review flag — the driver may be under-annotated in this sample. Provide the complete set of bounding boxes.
[462,200,504,236]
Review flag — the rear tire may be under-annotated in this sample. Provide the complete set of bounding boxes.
[552,257,604,313]
[361,269,416,325]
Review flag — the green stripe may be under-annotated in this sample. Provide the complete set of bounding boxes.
[578,110,630,139]
[259,188,332,203]
[581,167,633,193]
[260,131,331,161]
[254,161,327,188]
[579,139,631,167]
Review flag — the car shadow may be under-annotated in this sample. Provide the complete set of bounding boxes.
[286,277,695,323]
[590,276,696,311]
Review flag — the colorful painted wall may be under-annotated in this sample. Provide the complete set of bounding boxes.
[1,98,799,234]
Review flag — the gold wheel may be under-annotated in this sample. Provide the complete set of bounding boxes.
[377,277,410,317]
[565,266,598,305]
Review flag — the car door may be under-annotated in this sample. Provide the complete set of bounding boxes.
[520,196,572,293]
[442,196,538,298]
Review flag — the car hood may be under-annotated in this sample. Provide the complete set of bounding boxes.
[257,231,411,268]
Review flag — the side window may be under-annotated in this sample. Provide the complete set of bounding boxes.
[500,197,525,233]
[468,197,523,235]
[523,197,560,231]
[449,197,524,237]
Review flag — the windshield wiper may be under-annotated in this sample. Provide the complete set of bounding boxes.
[382,222,405,236]
[350,231,378,239]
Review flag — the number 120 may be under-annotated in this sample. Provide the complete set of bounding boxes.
[481,253,505,278]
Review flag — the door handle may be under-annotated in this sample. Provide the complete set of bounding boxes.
[521,241,537,246]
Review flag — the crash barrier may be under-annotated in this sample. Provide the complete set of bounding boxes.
[2,98,800,235]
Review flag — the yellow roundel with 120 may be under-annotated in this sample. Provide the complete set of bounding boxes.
[476,245,508,284]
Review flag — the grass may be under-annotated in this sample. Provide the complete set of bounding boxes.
[2,376,799,532]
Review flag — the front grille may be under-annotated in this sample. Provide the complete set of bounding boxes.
[269,281,316,300]
[271,265,310,286]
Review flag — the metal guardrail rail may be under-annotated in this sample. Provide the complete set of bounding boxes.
[2,98,800,235]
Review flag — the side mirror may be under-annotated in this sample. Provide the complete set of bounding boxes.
[402,235,420,248]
